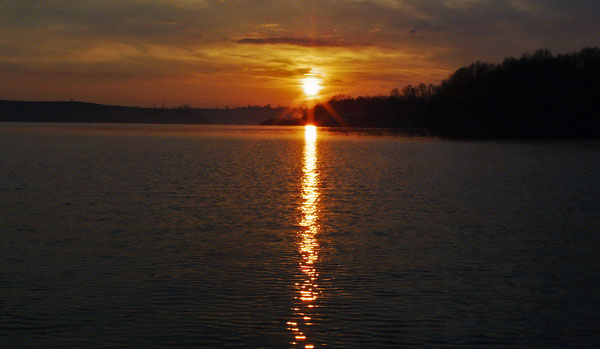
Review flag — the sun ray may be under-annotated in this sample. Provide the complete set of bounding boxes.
[320,101,347,127]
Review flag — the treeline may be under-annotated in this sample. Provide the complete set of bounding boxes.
[265,47,600,138]
[0,101,209,124]
[428,47,600,137]
[0,100,304,125]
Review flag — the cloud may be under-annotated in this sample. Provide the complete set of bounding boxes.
[1,0,600,106]
[236,37,342,47]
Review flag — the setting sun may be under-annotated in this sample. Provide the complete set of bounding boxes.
[301,77,323,97]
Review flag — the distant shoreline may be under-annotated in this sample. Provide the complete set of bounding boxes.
[0,100,298,125]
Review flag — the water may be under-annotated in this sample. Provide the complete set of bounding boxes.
[1,123,599,347]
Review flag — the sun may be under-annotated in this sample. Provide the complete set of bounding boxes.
[301,77,323,97]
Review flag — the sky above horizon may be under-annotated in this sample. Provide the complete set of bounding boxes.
[1,0,599,107]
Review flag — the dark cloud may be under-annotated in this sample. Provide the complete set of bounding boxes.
[254,68,315,79]
[3,1,599,54]
[237,37,342,47]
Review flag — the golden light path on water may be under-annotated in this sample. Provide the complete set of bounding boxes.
[288,125,320,348]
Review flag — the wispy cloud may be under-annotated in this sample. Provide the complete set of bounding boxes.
[237,37,342,47]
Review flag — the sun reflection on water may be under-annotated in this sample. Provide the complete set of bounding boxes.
[288,125,320,348]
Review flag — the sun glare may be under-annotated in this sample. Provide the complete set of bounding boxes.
[305,125,317,141]
[287,123,320,348]
[301,77,322,97]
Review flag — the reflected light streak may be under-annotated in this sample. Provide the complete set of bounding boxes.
[288,125,320,348]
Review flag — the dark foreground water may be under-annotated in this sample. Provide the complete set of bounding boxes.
[1,123,599,348]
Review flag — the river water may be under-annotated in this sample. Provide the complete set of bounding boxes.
[1,123,599,347]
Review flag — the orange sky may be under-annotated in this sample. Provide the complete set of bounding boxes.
[1,0,599,107]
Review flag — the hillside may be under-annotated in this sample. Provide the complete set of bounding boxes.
[0,100,301,125]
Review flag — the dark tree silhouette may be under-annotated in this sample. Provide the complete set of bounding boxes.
[427,47,600,137]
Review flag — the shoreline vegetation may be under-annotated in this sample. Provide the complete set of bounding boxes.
[2,47,599,138]
[263,47,600,138]
[0,100,304,126]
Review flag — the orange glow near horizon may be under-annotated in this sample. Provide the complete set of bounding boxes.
[288,125,320,348]
[0,41,452,108]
